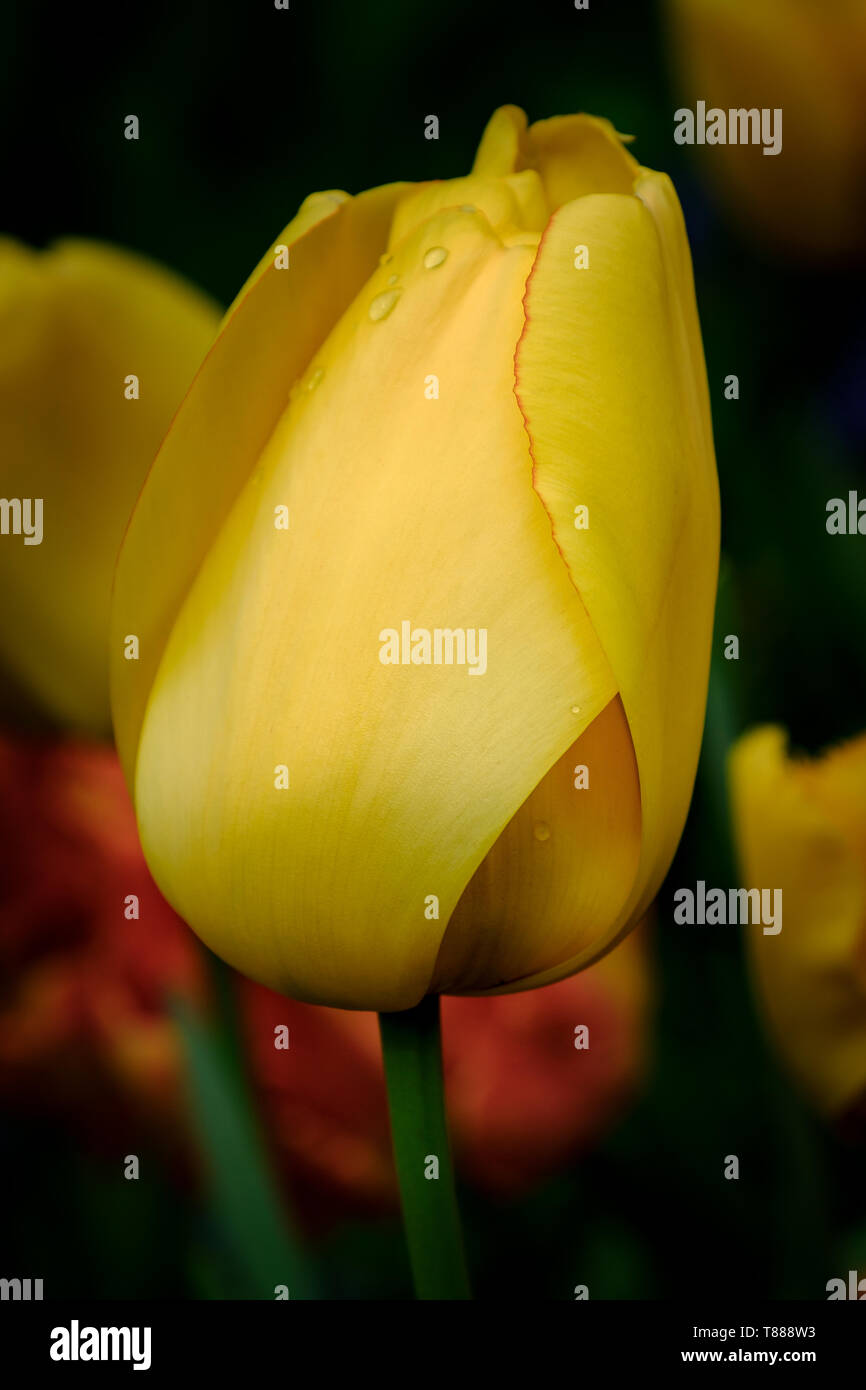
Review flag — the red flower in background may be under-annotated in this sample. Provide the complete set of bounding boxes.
[0,734,653,1224]
[243,941,652,1223]
[0,737,203,1162]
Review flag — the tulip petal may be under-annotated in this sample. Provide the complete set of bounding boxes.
[634,169,714,465]
[112,182,408,783]
[471,104,530,177]
[388,171,547,251]
[134,205,618,1011]
[525,115,640,206]
[433,694,641,991]
[514,192,719,940]
[503,171,551,241]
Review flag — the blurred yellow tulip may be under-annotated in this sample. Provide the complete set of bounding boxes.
[112,106,719,1011]
[0,239,220,736]
[666,0,866,258]
[730,726,866,1118]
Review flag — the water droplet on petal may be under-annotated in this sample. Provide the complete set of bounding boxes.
[379,252,393,266]
[368,288,402,322]
[533,822,551,842]
[387,272,400,286]
[423,246,449,269]
[306,366,325,392]
[571,705,581,715]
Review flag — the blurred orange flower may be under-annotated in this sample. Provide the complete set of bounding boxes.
[666,0,866,259]
[0,733,653,1222]
[0,736,203,1159]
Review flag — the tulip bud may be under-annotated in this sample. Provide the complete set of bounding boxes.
[0,239,220,735]
[665,0,866,258]
[112,107,719,1011]
[729,726,866,1120]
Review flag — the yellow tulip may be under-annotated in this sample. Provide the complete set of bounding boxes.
[665,0,866,258]
[112,106,720,1012]
[0,239,220,736]
[730,726,866,1118]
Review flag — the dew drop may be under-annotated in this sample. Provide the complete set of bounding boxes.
[387,272,400,286]
[533,822,551,842]
[368,287,402,322]
[423,246,449,270]
[571,705,581,715]
[379,252,393,266]
[306,366,325,392]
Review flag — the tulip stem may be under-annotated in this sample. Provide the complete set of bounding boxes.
[379,995,472,1300]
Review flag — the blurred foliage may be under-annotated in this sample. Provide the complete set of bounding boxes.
[1,0,863,1298]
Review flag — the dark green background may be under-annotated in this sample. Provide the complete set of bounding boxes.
[1,0,864,1298]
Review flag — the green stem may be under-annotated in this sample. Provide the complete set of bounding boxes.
[172,949,318,1299]
[379,995,471,1300]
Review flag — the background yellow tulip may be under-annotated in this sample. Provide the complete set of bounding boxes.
[0,239,220,736]
[730,726,866,1119]
[665,0,866,258]
[113,108,719,1012]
